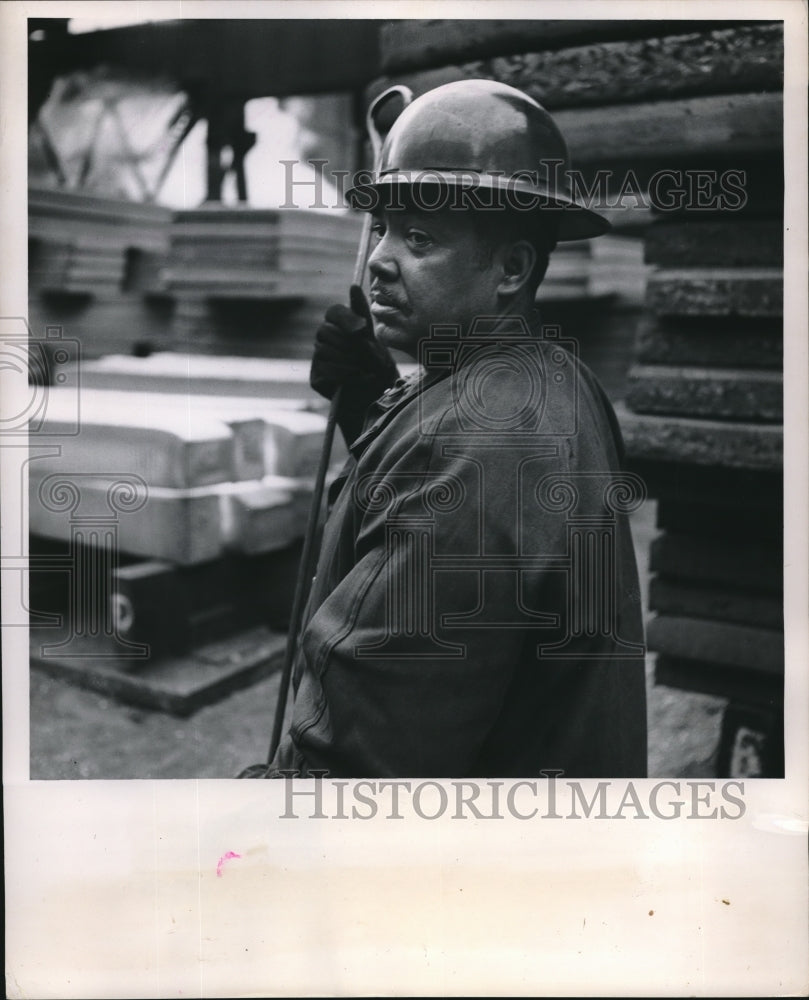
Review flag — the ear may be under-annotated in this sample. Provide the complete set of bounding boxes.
[496,239,537,299]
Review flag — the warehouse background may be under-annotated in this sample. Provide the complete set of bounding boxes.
[23,16,784,778]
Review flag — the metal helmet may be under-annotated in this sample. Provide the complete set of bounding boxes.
[347,79,609,242]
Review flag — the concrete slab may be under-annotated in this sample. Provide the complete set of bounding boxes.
[30,625,287,717]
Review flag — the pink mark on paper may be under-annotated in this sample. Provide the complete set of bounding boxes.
[216,851,242,877]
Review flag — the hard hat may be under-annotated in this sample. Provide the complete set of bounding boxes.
[347,79,609,242]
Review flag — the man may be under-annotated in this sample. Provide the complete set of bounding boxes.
[267,80,647,778]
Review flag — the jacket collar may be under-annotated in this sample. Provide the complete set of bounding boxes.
[349,367,446,458]
[348,310,543,459]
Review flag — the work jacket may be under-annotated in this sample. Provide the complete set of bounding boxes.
[270,324,648,778]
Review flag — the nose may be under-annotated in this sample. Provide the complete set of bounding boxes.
[367,230,399,282]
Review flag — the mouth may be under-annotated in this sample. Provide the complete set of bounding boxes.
[370,287,408,314]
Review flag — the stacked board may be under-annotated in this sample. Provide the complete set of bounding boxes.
[164,206,364,357]
[28,190,368,362]
[28,360,350,701]
[28,186,174,358]
[620,211,784,776]
[621,214,783,774]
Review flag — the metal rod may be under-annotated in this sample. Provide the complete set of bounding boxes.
[267,383,341,763]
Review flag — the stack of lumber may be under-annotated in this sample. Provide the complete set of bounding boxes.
[28,368,349,666]
[619,210,784,776]
[163,206,364,356]
[28,187,174,358]
[165,207,361,298]
[29,384,345,562]
[28,190,366,362]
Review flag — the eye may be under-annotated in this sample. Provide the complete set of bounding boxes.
[406,228,433,249]
[370,219,386,241]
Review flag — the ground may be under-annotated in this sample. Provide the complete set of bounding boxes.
[29,501,727,779]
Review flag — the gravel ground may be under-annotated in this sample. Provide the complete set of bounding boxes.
[29,501,726,780]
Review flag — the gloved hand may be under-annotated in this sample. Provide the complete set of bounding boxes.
[310,284,399,404]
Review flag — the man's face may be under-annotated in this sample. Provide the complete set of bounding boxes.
[366,202,503,359]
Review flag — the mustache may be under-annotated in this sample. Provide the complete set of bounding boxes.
[370,285,410,313]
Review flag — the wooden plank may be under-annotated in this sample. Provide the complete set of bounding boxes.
[46,386,288,480]
[165,256,359,281]
[555,92,782,164]
[649,578,783,630]
[644,219,782,267]
[56,386,316,415]
[634,316,782,369]
[626,365,782,421]
[646,268,783,317]
[27,293,176,359]
[28,239,131,293]
[650,533,782,592]
[615,403,782,470]
[258,409,345,478]
[28,238,74,291]
[647,615,783,674]
[28,471,310,565]
[374,24,782,111]
[480,24,782,110]
[379,19,761,73]
[29,185,173,228]
[169,229,361,250]
[171,207,363,240]
[29,186,171,252]
[167,294,358,353]
[222,475,309,554]
[64,352,320,401]
[29,625,287,717]
[29,473,224,564]
[33,405,238,488]
[167,276,350,301]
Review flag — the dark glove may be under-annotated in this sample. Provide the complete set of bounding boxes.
[311,284,399,404]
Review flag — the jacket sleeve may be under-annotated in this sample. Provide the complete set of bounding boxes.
[270,422,573,778]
